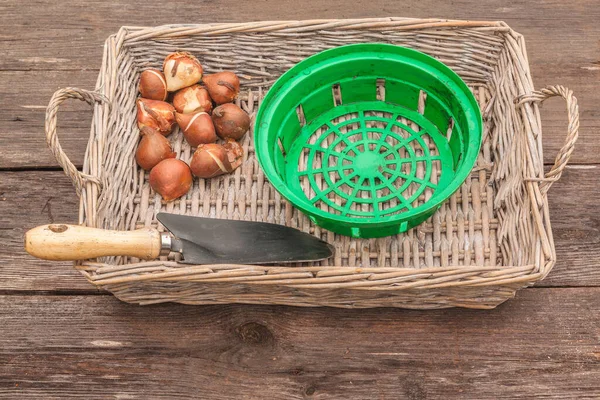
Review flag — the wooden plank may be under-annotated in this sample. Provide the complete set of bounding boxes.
[2,167,599,292]
[0,289,599,399]
[0,0,598,168]
[0,171,93,292]
[542,165,600,287]
[0,0,598,71]
[1,3,597,399]
[0,70,99,170]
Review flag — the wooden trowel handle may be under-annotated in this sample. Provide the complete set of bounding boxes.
[24,224,165,261]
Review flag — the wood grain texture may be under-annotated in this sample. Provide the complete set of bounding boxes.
[2,167,599,292]
[0,0,598,168]
[0,2,598,397]
[0,171,92,292]
[542,166,600,286]
[0,70,98,169]
[0,290,599,399]
[0,0,598,71]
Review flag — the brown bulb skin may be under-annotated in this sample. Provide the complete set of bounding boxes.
[212,103,250,141]
[223,139,244,170]
[149,158,193,201]
[139,69,168,101]
[175,112,217,147]
[137,98,176,136]
[190,143,234,178]
[202,71,240,104]
[136,129,176,170]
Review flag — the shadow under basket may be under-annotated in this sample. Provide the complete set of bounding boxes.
[46,18,579,309]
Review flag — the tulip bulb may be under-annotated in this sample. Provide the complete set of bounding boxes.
[137,98,176,136]
[172,85,213,114]
[202,71,240,104]
[163,52,203,92]
[139,69,168,101]
[175,112,217,147]
[149,158,193,201]
[212,103,250,140]
[190,143,240,178]
[136,128,176,170]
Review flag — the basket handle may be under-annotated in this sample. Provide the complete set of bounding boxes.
[516,85,579,195]
[45,87,108,195]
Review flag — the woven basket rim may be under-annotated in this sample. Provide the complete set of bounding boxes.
[118,18,510,38]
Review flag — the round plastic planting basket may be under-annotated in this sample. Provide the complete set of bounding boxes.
[255,43,482,238]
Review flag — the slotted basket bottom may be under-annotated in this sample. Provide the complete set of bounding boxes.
[293,102,454,233]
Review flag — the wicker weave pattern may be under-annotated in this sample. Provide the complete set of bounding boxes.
[45,18,579,309]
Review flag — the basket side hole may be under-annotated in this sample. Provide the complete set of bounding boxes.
[296,104,306,126]
[418,90,427,115]
[376,78,386,101]
[277,137,286,157]
[446,117,455,141]
[332,83,342,106]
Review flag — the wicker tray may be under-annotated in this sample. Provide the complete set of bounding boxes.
[45,18,579,309]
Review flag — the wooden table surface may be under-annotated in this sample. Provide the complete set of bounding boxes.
[1,1,599,398]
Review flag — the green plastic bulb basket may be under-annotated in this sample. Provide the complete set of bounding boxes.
[255,43,482,238]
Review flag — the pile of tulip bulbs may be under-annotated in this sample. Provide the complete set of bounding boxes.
[135,52,250,201]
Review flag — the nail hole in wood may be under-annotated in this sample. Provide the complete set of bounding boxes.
[48,224,68,233]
